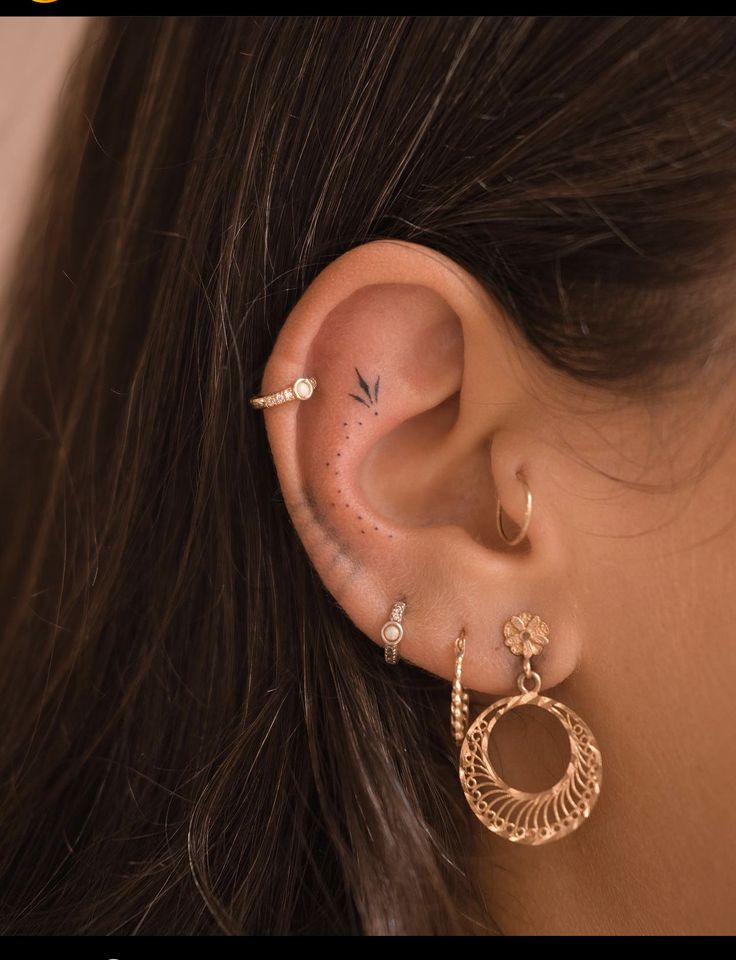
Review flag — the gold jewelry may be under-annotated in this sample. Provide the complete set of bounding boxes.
[451,629,470,741]
[496,473,532,546]
[453,613,602,846]
[380,599,406,664]
[249,376,316,409]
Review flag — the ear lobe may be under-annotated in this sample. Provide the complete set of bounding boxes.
[260,240,581,693]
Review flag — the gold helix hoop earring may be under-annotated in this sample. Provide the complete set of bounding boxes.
[496,473,532,546]
[452,614,602,846]
[250,376,317,409]
[380,599,406,664]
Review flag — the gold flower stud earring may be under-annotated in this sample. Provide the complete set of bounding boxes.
[503,612,549,660]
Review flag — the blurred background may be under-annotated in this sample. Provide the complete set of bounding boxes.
[0,17,86,303]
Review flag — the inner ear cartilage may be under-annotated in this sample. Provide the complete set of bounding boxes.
[380,599,406,665]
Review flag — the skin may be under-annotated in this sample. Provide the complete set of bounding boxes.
[0,19,87,307]
[261,239,736,935]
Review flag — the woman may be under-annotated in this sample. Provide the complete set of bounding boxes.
[0,16,734,936]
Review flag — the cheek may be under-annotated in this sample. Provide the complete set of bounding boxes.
[573,465,736,860]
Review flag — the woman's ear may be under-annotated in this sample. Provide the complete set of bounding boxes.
[257,239,579,692]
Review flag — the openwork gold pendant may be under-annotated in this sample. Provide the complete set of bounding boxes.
[454,614,602,846]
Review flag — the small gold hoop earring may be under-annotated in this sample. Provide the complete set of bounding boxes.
[496,473,532,546]
[380,599,406,664]
[452,614,602,846]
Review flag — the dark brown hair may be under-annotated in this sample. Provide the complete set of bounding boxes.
[1,16,735,935]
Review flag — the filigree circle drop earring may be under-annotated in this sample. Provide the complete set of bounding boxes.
[452,614,602,845]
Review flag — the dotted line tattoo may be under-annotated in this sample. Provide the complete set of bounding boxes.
[323,368,393,539]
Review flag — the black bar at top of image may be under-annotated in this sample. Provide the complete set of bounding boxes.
[1,5,251,14]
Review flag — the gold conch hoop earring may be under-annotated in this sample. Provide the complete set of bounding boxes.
[496,473,532,546]
[452,614,602,846]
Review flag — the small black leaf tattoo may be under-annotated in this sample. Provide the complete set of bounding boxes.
[350,368,381,408]
[355,367,373,404]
